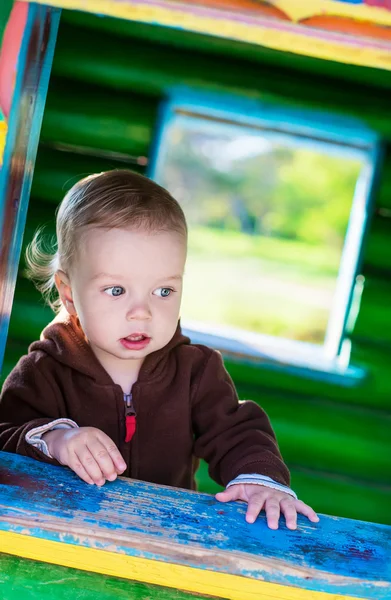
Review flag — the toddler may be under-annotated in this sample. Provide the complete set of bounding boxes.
[0,170,318,530]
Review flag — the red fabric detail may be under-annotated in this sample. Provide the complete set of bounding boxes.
[125,415,136,443]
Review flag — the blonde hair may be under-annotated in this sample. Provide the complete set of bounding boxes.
[26,169,187,312]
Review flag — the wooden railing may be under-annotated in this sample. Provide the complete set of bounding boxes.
[0,451,389,600]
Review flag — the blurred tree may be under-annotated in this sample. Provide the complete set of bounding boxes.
[162,123,362,252]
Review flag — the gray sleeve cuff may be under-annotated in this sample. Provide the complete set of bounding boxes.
[227,473,297,499]
[25,418,78,457]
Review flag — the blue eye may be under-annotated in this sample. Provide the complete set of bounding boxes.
[154,287,172,298]
[104,286,125,297]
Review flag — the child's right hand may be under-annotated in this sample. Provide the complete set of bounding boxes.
[42,427,127,486]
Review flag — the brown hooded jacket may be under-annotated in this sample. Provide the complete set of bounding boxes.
[0,313,290,489]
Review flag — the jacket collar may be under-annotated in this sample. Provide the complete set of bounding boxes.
[30,310,190,385]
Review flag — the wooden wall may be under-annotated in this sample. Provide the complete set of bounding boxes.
[2,10,391,524]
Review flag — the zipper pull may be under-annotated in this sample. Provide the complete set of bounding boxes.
[124,393,136,443]
[124,393,135,414]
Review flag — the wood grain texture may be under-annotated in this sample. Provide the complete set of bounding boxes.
[0,452,390,599]
[41,77,156,158]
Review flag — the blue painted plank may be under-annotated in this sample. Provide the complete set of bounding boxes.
[0,451,390,598]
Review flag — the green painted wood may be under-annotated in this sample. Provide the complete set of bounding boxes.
[42,77,156,156]
[378,180,391,211]
[60,10,391,92]
[289,469,391,526]
[0,0,13,45]
[349,341,391,397]
[18,199,56,260]
[7,298,52,344]
[52,23,391,140]
[361,215,391,273]
[31,146,146,205]
[377,150,391,210]
[352,277,391,346]
[225,354,391,410]
[290,472,391,526]
[235,386,391,484]
[0,553,214,600]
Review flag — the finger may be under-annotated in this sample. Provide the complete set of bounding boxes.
[97,432,127,474]
[68,455,94,485]
[86,438,120,482]
[265,498,281,530]
[295,500,320,522]
[215,486,242,503]
[74,447,105,486]
[245,495,266,524]
[280,498,297,530]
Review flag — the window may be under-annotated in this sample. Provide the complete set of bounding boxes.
[149,92,379,375]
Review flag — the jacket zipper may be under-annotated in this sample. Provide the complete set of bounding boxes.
[124,392,136,443]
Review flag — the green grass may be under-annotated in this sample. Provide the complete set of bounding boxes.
[183,227,338,343]
[188,227,340,275]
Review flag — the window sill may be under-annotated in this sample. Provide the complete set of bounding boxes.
[182,321,366,387]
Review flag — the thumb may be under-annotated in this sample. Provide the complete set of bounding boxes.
[215,486,239,503]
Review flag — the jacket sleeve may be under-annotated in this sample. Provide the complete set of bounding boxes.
[191,349,290,488]
[0,352,65,465]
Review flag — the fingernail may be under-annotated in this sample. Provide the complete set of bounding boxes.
[107,473,117,482]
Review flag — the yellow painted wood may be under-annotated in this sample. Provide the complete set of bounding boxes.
[20,0,391,71]
[270,0,391,25]
[0,120,7,166]
[1,530,361,600]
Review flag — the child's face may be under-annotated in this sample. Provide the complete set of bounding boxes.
[60,226,186,371]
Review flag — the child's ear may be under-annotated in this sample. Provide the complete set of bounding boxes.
[55,270,77,316]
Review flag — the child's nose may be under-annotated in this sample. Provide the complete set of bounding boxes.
[126,301,152,321]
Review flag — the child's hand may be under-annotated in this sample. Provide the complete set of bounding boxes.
[216,484,319,529]
[42,427,127,486]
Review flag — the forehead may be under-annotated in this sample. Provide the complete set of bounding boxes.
[76,227,186,279]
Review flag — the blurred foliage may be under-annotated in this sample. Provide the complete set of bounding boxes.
[183,227,332,342]
[160,120,364,343]
[163,123,361,248]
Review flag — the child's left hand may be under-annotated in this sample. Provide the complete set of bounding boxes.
[216,484,319,529]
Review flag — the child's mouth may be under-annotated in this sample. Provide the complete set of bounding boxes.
[120,334,151,351]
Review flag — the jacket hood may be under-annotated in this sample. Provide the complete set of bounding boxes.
[29,309,190,385]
